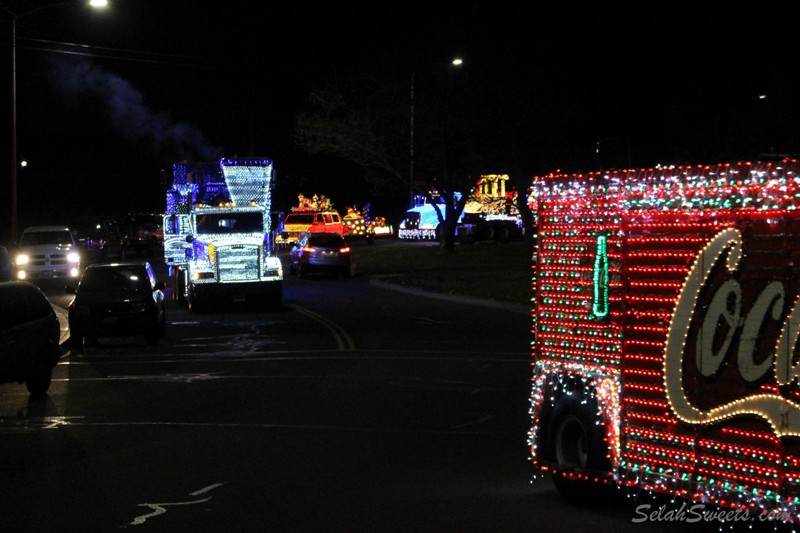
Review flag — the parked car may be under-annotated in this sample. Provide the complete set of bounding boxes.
[14,225,81,281]
[0,281,62,395]
[288,231,352,278]
[119,213,164,258]
[75,216,124,262]
[67,261,166,348]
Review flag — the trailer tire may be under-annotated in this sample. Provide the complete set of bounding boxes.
[173,269,187,306]
[548,394,615,504]
[187,288,205,313]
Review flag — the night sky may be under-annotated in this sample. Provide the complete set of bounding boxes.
[1,1,799,240]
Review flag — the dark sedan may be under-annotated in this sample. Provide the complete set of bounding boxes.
[288,232,352,279]
[67,261,166,348]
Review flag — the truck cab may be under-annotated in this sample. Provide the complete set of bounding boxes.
[276,209,349,247]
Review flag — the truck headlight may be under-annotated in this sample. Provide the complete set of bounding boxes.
[67,252,81,264]
[15,253,29,265]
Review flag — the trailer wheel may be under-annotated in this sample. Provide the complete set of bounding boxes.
[187,288,205,313]
[172,269,187,306]
[548,394,615,504]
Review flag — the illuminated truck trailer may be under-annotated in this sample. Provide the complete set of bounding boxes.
[529,159,800,525]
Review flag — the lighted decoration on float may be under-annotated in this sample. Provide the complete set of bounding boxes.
[528,159,800,525]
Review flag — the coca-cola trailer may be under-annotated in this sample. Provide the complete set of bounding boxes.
[529,159,800,524]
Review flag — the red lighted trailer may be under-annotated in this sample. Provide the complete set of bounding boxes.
[529,159,800,525]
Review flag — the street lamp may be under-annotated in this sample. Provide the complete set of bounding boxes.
[409,57,463,208]
[8,0,108,243]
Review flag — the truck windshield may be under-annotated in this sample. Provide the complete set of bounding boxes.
[20,231,73,246]
[285,214,314,225]
[196,212,263,234]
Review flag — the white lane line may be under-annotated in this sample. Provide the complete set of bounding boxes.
[127,483,224,526]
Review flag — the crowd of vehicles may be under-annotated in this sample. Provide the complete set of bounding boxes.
[6,144,799,528]
[529,158,800,527]
[72,213,164,262]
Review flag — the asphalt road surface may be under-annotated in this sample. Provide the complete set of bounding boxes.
[0,249,786,532]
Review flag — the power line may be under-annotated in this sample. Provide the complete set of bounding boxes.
[15,36,220,68]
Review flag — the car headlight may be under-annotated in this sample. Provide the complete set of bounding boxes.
[15,253,29,266]
[67,252,80,263]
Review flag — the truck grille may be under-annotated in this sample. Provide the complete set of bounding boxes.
[29,252,69,267]
[216,245,260,282]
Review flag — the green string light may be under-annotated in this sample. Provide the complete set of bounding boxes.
[591,234,609,318]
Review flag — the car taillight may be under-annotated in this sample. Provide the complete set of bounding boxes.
[303,246,317,253]
[339,246,350,253]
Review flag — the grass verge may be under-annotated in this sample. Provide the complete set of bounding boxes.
[351,239,532,306]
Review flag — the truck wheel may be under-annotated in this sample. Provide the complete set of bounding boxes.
[548,393,615,504]
[187,289,204,313]
[173,270,187,306]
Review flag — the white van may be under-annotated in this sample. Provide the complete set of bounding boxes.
[14,226,81,280]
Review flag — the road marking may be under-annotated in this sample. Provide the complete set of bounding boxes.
[286,304,355,351]
[127,483,224,526]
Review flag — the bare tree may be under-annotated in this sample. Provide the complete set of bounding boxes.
[294,69,485,253]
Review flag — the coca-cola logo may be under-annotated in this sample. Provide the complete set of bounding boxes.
[664,228,800,437]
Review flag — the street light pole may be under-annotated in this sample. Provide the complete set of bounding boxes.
[10,15,17,244]
[409,73,415,209]
[7,0,109,244]
[408,57,463,210]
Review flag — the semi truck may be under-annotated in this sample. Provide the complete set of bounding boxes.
[163,157,283,312]
[397,192,463,240]
[528,159,800,526]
